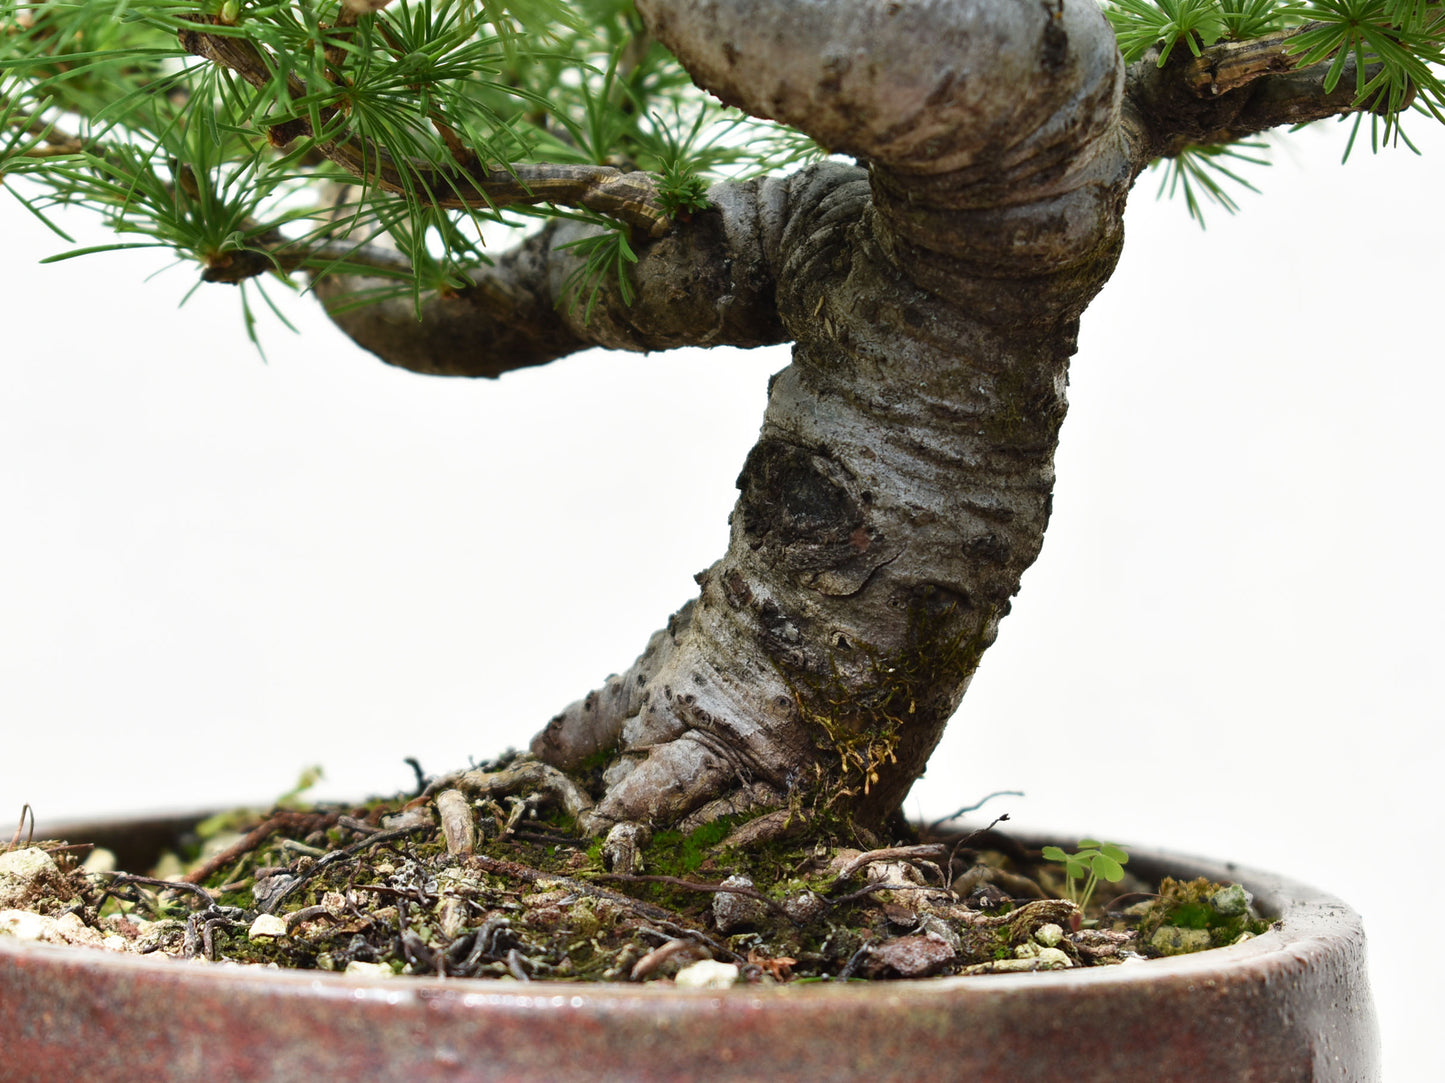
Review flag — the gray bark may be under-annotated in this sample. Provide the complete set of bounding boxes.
[537,0,1131,834]
[324,1,1378,836]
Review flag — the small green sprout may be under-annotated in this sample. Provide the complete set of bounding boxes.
[1041,839,1130,912]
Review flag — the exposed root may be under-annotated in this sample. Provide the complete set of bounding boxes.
[425,759,595,825]
[530,603,693,773]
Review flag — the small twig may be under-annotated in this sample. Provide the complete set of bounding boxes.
[284,902,346,931]
[435,789,477,856]
[837,944,872,981]
[7,804,35,852]
[337,815,381,836]
[509,829,586,847]
[506,948,531,982]
[177,16,673,237]
[260,823,433,911]
[836,844,949,880]
[199,237,420,285]
[181,810,337,885]
[42,842,95,859]
[106,873,219,910]
[403,757,428,798]
[630,937,706,980]
[927,791,1023,833]
[947,812,1012,884]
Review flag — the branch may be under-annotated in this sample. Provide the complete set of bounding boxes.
[0,97,87,157]
[176,17,672,238]
[1123,31,1394,166]
[316,170,803,379]
[198,235,417,285]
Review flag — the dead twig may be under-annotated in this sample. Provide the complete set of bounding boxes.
[927,792,1023,833]
[629,937,708,980]
[7,804,35,852]
[260,823,434,912]
[106,873,220,910]
[181,810,339,885]
[836,844,949,880]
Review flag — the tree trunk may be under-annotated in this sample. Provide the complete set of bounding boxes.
[321,1,1377,838]
[529,0,1131,836]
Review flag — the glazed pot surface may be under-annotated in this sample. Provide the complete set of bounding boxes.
[0,823,1378,1082]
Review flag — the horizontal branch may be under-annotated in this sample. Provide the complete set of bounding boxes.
[316,169,812,378]
[176,16,672,238]
[1124,31,1389,166]
[198,237,416,284]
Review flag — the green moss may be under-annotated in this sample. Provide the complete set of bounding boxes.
[782,599,994,814]
[1137,877,1271,951]
[645,817,739,876]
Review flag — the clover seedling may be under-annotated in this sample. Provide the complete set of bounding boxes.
[1041,839,1130,912]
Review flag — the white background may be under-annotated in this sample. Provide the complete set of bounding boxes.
[3,119,1440,1073]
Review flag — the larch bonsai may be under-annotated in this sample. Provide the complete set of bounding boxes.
[3,0,1440,868]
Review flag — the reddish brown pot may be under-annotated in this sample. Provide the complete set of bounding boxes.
[0,818,1378,1082]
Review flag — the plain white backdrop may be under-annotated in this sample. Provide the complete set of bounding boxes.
[3,118,1441,1073]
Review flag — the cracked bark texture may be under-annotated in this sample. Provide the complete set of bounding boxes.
[533,0,1133,836]
[323,1,1375,836]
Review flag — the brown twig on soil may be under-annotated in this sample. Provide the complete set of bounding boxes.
[945,812,1013,886]
[629,937,710,980]
[282,904,347,933]
[105,873,220,910]
[259,822,434,911]
[7,804,35,852]
[836,844,950,880]
[181,810,339,885]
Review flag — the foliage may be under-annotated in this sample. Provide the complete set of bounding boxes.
[1040,839,1129,911]
[6,0,1445,307]
[1151,140,1270,224]
[1105,0,1445,220]
[0,0,819,325]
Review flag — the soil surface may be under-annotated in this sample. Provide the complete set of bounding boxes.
[1,763,1270,985]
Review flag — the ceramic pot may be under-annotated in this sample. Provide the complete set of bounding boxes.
[0,817,1378,1082]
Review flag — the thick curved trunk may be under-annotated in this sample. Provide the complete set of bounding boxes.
[531,0,1133,834]
[315,2,1376,838]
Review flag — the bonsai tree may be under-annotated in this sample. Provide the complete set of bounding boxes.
[3,0,1441,866]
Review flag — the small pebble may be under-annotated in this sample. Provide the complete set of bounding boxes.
[1033,923,1064,947]
[712,875,769,934]
[0,909,59,942]
[344,960,394,978]
[1149,925,1213,956]
[1210,883,1251,916]
[82,848,117,875]
[248,914,288,940]
[673,960,740,989]
[782,890,827,924]
[435,790,477,856]
[0,848,63,909]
